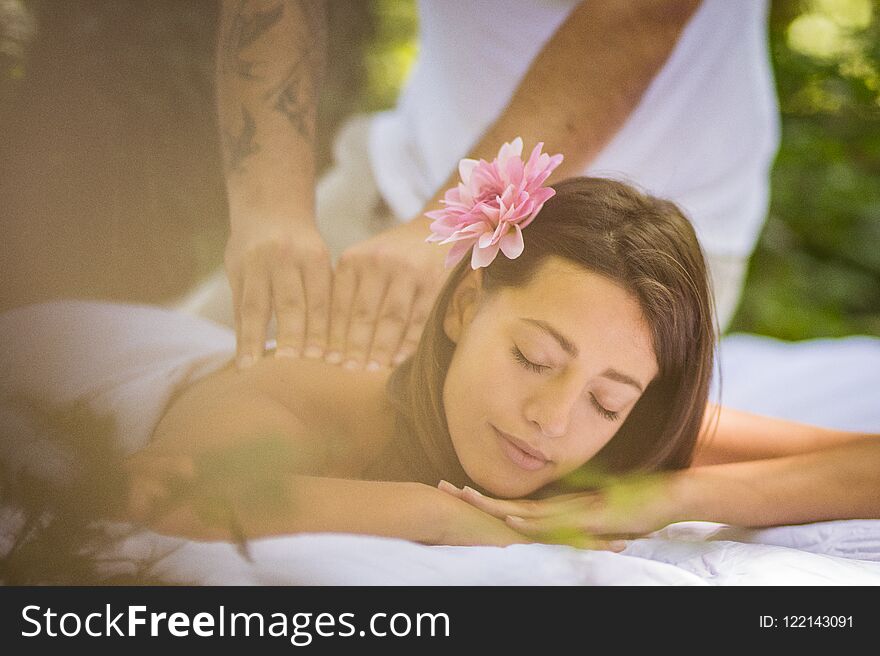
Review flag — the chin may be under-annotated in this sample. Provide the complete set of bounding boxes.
[466,464,542,499]
[450,425,546,498]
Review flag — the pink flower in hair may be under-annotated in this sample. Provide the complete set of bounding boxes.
[425,137,563,269]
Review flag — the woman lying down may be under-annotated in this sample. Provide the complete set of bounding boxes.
[122,145,880,551]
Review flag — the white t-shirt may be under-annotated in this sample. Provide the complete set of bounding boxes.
[368,0,780,257]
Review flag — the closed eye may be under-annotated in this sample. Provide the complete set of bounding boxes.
[511,345,548,373]
[512,345,622,422]
[590,394,621,422]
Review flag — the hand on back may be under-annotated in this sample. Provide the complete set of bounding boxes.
[324,218,451,370]
[225,221,333,368]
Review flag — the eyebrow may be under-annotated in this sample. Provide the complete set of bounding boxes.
[518,317,645,392]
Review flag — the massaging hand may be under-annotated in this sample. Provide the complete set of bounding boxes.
[438,474,684,547]
[225,221,333,368]
[326,218,451,370]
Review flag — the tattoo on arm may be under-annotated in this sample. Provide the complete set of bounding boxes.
[263,0,327,141]
[223,107,260,174]
[218,0,327,173]
[264,55,313,139]
[221,0,285,80]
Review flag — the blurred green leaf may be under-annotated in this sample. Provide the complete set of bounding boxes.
[730,0,880,339]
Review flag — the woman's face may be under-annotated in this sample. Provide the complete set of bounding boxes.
[442,256,659,498]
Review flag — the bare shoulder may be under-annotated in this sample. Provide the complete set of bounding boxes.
[151,354,396,476]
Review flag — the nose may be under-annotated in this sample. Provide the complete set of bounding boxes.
[524,377,581,438]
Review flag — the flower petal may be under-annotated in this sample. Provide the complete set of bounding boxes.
[445,238,476,268]
[499,224,525,259]
[458,158,478,185]
[471,240,501,269]
[427,139,563,268]
[497,137,523,170]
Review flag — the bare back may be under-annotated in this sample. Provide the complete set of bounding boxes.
[145,353,397,480]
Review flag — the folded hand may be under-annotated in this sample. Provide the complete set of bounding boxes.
[438,473,686,548]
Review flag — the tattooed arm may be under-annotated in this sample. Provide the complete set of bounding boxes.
[216,1,334,368]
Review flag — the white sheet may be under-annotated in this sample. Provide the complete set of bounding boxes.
[2,300,879,585]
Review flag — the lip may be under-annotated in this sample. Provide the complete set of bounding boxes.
[492,425,550,471]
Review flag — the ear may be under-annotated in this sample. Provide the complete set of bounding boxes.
[443,268,484,344]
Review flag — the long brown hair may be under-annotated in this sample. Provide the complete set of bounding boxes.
[363,177,717,494]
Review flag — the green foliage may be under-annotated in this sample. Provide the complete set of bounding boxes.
[0,396,310,582]
[0,398,182,584]
[146,435,303,561]
[729,0,880,338]
[361,0,419,112]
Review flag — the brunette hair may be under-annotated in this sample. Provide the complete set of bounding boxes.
[364,177,717,494]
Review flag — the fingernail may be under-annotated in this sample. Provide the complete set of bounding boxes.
[506,515,525,524]
[366,360,381,371]
[238,354,254,369]
[392,352,408,365]
[608,540,627,553]
[276,346,299,359]
[343,359,359,370]
[304,345,323,359]
[324,351,343,364]
[462,486,482,497]
[438,480,458,493]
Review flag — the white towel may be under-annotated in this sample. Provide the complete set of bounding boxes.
[1,300,235,454]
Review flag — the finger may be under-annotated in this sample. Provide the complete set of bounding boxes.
[301,251,333,360]
[270,258,306,358]
[391,283,433,366]
[366,276,417,369]
[437,480,464,498]
[458,486,541,520]
[237,258,272,367]
[342,271,388,369]
[326,259,358,365]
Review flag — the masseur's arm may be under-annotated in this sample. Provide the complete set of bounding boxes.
[217,0,333,368]
[332,0,704,370]
[420,0,703,213]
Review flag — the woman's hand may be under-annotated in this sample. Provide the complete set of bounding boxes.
[225,221,333,369]
[326,218,452,370]
[434,492,536,547]
[439,473,687,546]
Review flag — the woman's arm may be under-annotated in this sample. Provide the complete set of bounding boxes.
[443,407,880,536]
[127,368,528,547]
[675,437,880,527]
[124,461,531,547]
[692,403,874,466]
[125,455,429,544]
[442,436,880,538]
